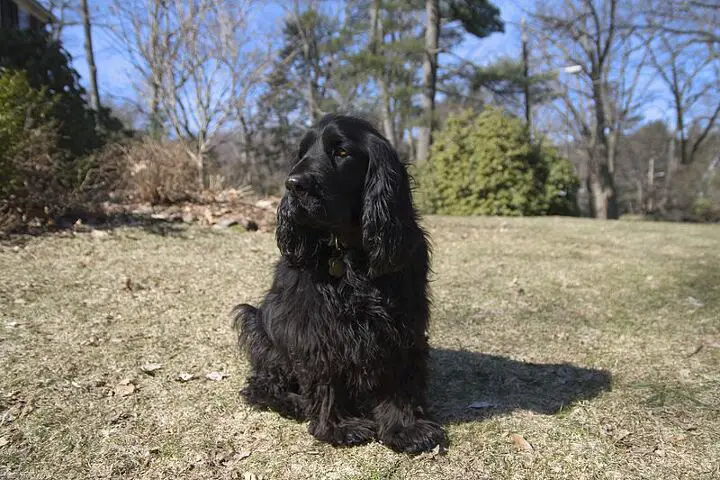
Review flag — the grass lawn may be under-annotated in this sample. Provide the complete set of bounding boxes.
[1,216,719,479]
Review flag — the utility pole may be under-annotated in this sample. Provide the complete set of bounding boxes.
[521,18,531,134]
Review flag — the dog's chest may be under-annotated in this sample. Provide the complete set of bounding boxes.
[277,280,397,380]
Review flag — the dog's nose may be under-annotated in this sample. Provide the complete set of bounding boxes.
[285,174,309,193]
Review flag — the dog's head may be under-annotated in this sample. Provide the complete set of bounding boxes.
[276,114,421,277]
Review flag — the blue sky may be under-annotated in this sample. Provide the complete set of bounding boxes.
[60,1,527,100]
[58,0,670,125]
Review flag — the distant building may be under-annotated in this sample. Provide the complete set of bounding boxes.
[0,0,53,31]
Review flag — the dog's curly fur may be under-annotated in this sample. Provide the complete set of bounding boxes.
[232,114,446,453]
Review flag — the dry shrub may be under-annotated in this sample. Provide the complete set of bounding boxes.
[106,139,200,204]
[0,129,129,233]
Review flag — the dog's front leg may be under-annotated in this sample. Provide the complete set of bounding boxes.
[373,352,446,453]
[305,382,376,447]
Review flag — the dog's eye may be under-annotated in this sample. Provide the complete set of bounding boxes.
[333,148,349,159]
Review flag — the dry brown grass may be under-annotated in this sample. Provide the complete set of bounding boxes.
[1,216,719,479]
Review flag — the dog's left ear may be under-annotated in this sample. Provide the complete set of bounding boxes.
[362,133,421,278]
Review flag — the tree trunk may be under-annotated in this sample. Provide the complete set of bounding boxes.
[660,135,676,211]
[379,79,396,147]
[369,0,396,147]
[521,20,531,132]
[80,0,101,113]
[646,155,655,212]
[149,83,163,139]
[188,147,205,191]
[587,72,618,219]
[416,0,439,163]
[587,162,618,220]
[148,0,163,139]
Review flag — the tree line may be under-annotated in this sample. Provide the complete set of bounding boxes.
[4,0,720,223]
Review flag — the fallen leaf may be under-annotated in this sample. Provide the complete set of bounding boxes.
[509,433,533,452]
[109,411,135,425]
[5,321,21,328]
[236,450,251,461]
[81,336,100,347]
[140,363,163,375]
[707,341,720,349]
[687,345,703,357]
[613,429,631,442]
[73,219,90,232]
[206,371,229,381]
[214,448,235,465]
[0,437,9,447]
[243,473,258,480]
[90,229,109,239]
[255,199,274,209]
[669,434,687,444]
[468,400,495,409]
[176,372,196,382]
[687,296,704,308]
[415,443,443,460]
[113,381,136,397]
[13,298,26,305]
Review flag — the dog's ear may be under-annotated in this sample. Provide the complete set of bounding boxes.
[361,133,421,277]
[276,194,323,267]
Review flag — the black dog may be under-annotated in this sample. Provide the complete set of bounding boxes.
[232,114,445,453]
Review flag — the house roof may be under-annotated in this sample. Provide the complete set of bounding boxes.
[15,0,56,24]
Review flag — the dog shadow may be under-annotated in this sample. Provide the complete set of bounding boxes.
[428,348,612,423]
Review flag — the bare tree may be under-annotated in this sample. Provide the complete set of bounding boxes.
[647,35,720,166]
[638,0,720,47]
[44,0,77,41]
[529,0,650,219]
[109,0,172,137]
[109,0,268,187]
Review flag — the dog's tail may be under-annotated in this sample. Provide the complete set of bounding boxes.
[230,303,259,349]
[231,303,257,331]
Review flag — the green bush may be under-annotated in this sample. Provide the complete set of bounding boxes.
[0,71,66,230]
[0,30,128,233]
[0,29,125,157]
[415,108,579,216]
[692,197,720,222]
[0,71,123,232]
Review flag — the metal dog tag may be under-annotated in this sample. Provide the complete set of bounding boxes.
[328,256,346,277]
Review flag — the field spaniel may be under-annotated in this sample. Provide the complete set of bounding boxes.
[232,114,445,453]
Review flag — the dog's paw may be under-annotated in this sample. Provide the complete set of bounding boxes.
[380,419,446,454]
[309,418,376,447]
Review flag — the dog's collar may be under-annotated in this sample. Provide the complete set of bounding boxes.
[328,234,346,277]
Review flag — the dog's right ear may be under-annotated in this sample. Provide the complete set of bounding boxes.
[276,194,322,267]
